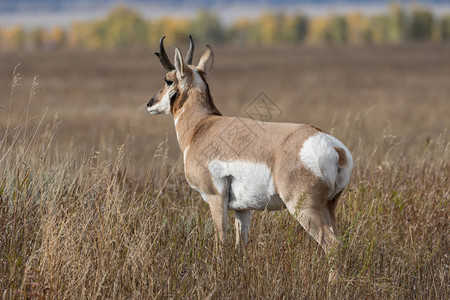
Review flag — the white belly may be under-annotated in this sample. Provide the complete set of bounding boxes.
[209,160,285,211]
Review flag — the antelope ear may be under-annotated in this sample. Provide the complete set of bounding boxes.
[197,45,214,75]
[174,46,186,80]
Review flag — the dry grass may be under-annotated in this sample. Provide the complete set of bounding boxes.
[0,43,449,299]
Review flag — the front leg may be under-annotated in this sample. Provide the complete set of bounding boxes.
[208,195,228,246]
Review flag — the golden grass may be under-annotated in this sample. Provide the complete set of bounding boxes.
[0,44,449,299]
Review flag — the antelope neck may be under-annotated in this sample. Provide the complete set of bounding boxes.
[173,89,221,152]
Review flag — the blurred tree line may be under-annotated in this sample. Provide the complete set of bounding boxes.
[1,4,450,50]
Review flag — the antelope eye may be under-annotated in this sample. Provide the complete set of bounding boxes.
[165,78,173,85]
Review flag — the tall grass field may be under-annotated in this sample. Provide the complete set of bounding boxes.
[0,44,449,298]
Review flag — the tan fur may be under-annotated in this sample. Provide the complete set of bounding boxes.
[174,88,338,251]
[148,42,352,282]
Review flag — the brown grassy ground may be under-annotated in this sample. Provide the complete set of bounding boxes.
[0,43,449,298]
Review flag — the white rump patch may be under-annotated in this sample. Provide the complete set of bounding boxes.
[299,132,353,197]
[208,160,284,211]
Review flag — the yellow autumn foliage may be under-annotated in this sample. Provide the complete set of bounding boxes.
[1,4,450,49]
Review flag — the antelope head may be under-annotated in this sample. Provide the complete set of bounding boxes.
[146,35,214,115]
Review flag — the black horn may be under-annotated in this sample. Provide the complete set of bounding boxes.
[185,35,194,65]
[155,36,175,71]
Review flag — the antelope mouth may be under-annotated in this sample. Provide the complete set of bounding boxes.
[147,107,158,115]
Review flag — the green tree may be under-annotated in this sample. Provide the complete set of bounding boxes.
[4,25,26,49]
[440,15,450,40]
[387,3,407,43]
[307,17,331,44]
[346,12,370,44]
[258,12,285,44]
[148,18,190,45]
[368,15,390,44]
[29,27,46,49]
[329,15,347,43]
[103,6,148,48]
[307,15,347,44]
[190,11,225,44]
[283,14,308,43]
[409,6,433,40]
[229,18,253,45]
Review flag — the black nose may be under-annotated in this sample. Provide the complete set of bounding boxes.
[147,98,155,107]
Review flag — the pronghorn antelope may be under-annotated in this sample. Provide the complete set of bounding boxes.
[147,36,353,262]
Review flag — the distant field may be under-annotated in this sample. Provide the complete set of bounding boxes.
[1,43,449,162]
[0,43,449,298]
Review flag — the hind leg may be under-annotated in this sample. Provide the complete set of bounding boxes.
[234,210,252,248]
[326,191,344,282]
[285,191,342,283]
[284,190,339,253]
[322,207,337,236]
[325,191,342,235]
[293,207,338,253]
[322,191,342,236]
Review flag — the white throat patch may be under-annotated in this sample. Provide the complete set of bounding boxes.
[147,88,175,115]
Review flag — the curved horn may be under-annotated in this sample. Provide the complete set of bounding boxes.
[185,35,194,65]
[154,36,175,71]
